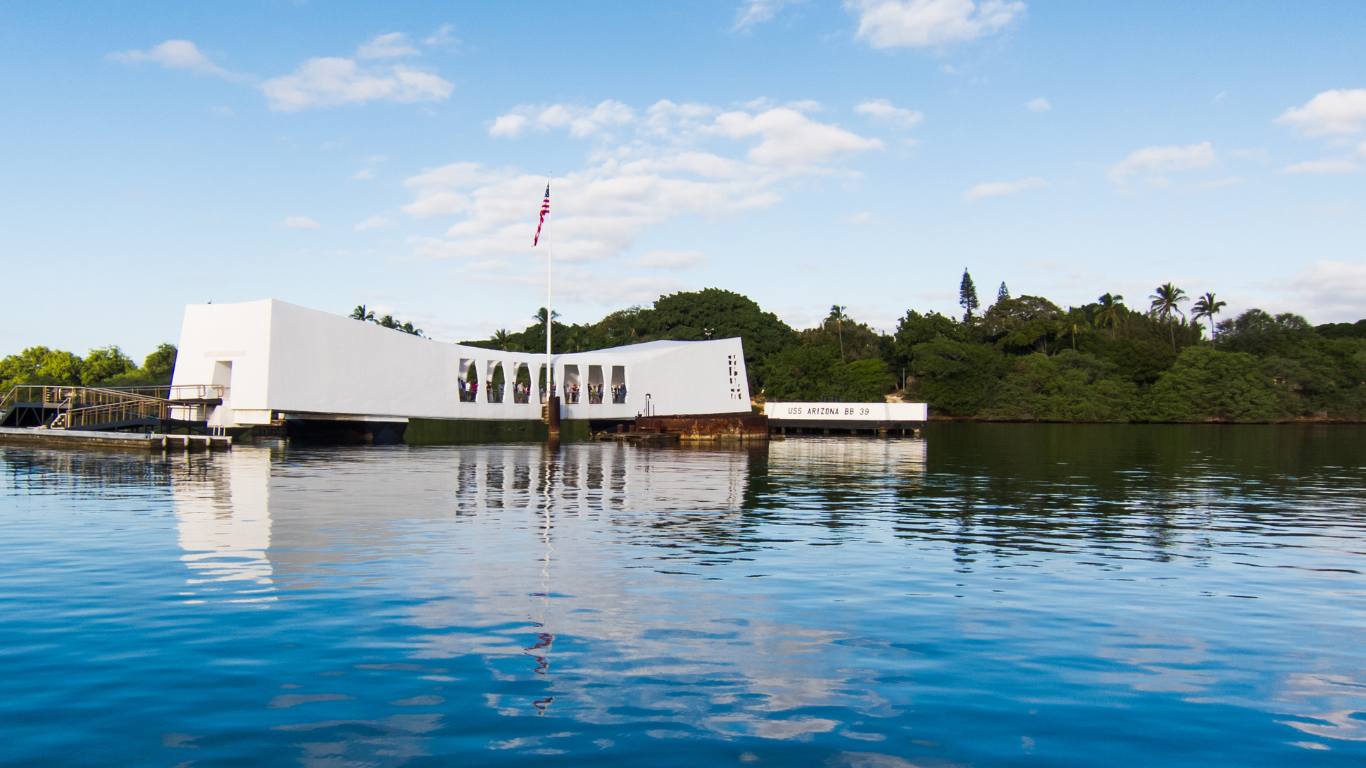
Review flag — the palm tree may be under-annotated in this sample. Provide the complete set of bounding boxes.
[1149,283,1189,352]
[829,304,848,362]
[1058,308,1090,351]
[350,305,375,322]
[1096,293,1125,340]
[1191,292,1226,339]
[492,329,510,351]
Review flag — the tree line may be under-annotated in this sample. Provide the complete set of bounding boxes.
[463,279,1366,422]
[0,344,178,391]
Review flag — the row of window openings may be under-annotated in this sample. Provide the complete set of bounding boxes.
[456,362,628,405]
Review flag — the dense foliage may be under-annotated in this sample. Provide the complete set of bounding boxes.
[466,285,1366,422]
[0,343,177,390]
[5,284,1360,424]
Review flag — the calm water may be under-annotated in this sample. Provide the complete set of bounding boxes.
[3,424,1365,767]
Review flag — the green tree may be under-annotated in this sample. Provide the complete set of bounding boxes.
[1148,283,1188,352]
[829,304,848,362]
[1191,292,1226,338]
[637,288,798,391]
[350,305,376,322]
[959,269,980,321]
[909,337,1006,415]
[1096,293,1125,340]
[142,344,178,385]
[997,282,1010,303]
[1057,308,1091,352]
[1149,347,1279,422]
[80,346,137,386]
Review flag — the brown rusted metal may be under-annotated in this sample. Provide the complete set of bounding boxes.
[632,412,769,441]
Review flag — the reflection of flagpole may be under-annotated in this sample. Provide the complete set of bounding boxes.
[526,449,556,714]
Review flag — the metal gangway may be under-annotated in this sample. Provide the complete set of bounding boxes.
[0,385,225,432]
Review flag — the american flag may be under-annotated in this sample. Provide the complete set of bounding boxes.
[533,183,550,246]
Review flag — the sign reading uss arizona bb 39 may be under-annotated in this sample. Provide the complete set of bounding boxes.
[763,401,928,424]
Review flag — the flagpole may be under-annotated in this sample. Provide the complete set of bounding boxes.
[544,172,558,435]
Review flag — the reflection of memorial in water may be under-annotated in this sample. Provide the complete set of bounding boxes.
[171,447,276,602]
[219,443,909,742]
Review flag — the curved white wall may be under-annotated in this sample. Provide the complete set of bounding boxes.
[172,299,751,426]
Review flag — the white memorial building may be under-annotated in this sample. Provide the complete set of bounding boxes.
[170,299,751,431]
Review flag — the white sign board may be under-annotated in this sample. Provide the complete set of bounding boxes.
[764,402,928,423]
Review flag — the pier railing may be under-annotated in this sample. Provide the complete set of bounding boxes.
[1,384,226,429]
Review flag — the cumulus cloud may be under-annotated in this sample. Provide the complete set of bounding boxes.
[402,98,883,267]
[855,98,924,127]
[355,216,391,231]
[636,250,710,269]
[847,0,1027,49]
[488,100,636,139]
[1275,89,1366,138]
[357,32,420,59]
[259,57,452,111]
[108,40,234,78]
[1026,96,1050,112]
[962,176,1046,202]
[709,107,885,166]
[278,216,321,230]
[1109,142,1216,184]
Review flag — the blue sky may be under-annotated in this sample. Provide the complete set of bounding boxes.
[2,0,1364,357]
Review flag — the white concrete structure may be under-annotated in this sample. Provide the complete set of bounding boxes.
[171,299,751,427]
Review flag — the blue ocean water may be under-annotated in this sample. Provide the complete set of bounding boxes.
[2,424,1365,766]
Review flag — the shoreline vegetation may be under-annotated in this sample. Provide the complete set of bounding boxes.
[4,277,1364,424]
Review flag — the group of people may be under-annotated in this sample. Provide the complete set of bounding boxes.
[458,379,507,403]
[457,377,626,405]
[561,382,627,404]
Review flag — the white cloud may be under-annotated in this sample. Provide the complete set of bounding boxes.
[353,168,375,180]
[636,250,710,269]
[1026,96,1050,112]
[734,0,799,31]
[1282,261,1366,323]
[109,40,234,78]
[489,100,636,139]
[1279,159,1361,175]
[259,57,452,112]
[278,216,321,230]
[708,106,884,167]
[401,98,883,267]
[840,211,878,224]
[424,24,458,46]
[357,32,420,59]
[847,0,1027,49]
[1275,89,1366,138]
[355,216,391,231]
[1109,142,1216,184]
[962,176,1046,202]
[855,98,924,127]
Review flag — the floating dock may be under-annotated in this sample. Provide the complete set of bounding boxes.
[0,427,231,451]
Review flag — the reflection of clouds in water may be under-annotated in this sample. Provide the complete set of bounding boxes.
[173,448,275,602]
[272,713,442,766]
[1097,631,1221,694]
[1277,673,1366,743]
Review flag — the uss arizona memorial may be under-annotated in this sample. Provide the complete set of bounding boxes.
[165,299,925,440]
[172,299,752,434]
